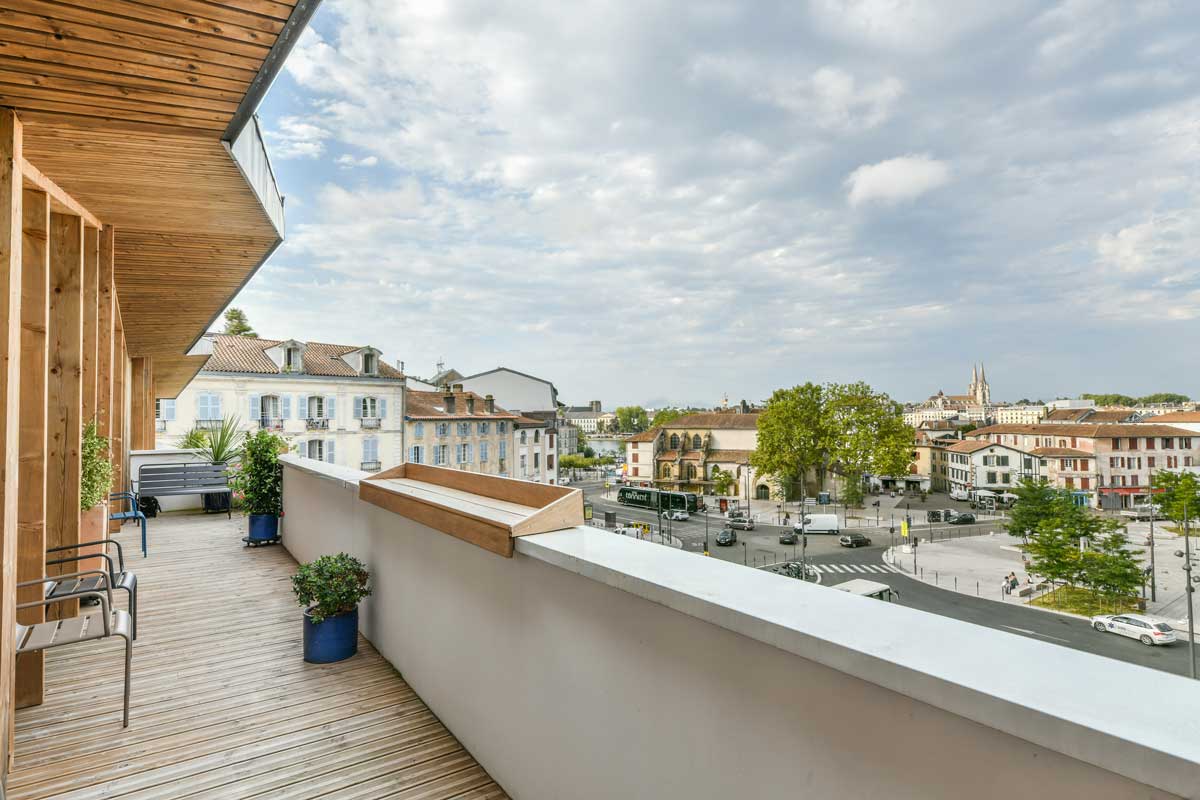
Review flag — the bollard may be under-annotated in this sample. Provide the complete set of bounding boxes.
[935,571,939,586]
[920,567,924,579]
[955,576,958,591]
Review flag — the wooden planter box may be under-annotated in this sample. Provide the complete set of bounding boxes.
[359,464,584,557]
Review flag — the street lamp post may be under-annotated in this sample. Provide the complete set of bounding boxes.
[800,493,808,574]
[1149,511,1157,602]
[1183,502,1196,680]
[704,509,710,555]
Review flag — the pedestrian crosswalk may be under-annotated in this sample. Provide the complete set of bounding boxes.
[812,563,901,574]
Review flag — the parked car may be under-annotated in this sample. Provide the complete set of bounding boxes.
[559,476,571,485]
[926,510,943,523]
[779,529,797,545]
[663,509,689,521]
[1091,614,1177,646]
[715,528,737,546]
[947,512,976,525]
[727,517,756,531]
[838,533,872,548]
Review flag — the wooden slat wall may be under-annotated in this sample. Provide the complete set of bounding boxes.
[0,106,23,777]
[44,212,82,608]
[96,225,114,443]
[80,225,98,424]
[130,357,150,452]
[15,187,47,710]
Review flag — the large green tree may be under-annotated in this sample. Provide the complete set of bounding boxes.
[614,406,650,433]
[1006,477,1058,540]
[651,408,687,428]
[1139,392,1190,404]
[223,307,257,337]
[1152,470,1200,528]
[710,466,735,496]
[1081,393,1136,406]
[825,382,913,506]
[1026,493,1133,591]
[750,383,830,497]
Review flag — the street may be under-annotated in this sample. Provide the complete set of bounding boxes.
[576,477,1196,677]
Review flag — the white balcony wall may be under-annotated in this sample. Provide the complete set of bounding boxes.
[281,456,1200,800]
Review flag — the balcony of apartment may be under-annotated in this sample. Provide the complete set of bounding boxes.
[361,417,383,430]
[259,416,286,431]
[361,460,383,472]
[307,417,331,431]
[8,510,509,799]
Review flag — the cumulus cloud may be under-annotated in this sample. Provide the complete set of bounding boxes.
[844,155,951,207]
[240,0,1200,403]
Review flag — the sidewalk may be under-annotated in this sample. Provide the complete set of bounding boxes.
[887,522,1195,628]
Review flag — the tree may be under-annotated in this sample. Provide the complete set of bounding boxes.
[710,466,734,496]
[223,307,257,337]
[1081,393,1136,406]
[824,382,913,507]
[1139,392,1190,404]
[1006,477,1057,540]
[582,446,595,458]
[1026,492,1133,593]
[1081,527,1143,609]
[750,383,830,498]
[575,428,588,453]
[956,422,978,434]
[651,408,686,428]
[614,406,649,433]
[1152,470,1200,528]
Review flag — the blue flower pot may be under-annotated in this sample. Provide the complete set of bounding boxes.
[247,513,279,542]
[303,607,359,663]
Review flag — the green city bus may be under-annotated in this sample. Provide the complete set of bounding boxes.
[617,487,702,513]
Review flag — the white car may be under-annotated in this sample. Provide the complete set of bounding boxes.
[663,509,689,521]
[1091,614,1177,646]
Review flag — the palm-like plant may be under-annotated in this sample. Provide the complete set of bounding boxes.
[177,427,209,450]
[197,415,246,464]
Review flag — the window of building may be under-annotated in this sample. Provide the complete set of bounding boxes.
[533,452,540,469]
[632,466,640,477]
[307,396,325,419]
[1080,477,1090,490]
[196,392,222,420]
[686,464,696,479]
[360,396,379,418]
[1147,438,1156,451]
[499,440,507,460]
[362,437,379,464]
[632,452,639,463]
[434,444,449,465]
[498,421,508,434]
[691,434,701,449]
[1183,438,1193,449]
[1162,438,1174,450]
[534,429,541,443]
[1128,437,1139,450]
[1147,456,1156,468]
[669,434,680,449]
[436,423,449,437]
[1080,459,1088,471]
[307,440,325,461]
[520,430,528,444]
[457,422,470,437]
[478,422,489,435]
[520,454,528,475]
[480,441,489,462]
[362,351,377,375]
[410,445,424,464]
[414,422,425,439]
[1112,438,1122,450]
[661,464,671,478]
[155,398,176,421]
[548,454,554,469]
[458,443,472,464]
[284,346,302,372]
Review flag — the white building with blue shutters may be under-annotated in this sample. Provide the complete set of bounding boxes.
[155,334,406,472]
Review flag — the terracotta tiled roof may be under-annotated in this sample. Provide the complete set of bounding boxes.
[1087,409,1136,422]
[945,440,994,453]
[405,390,518,420]
[513,415,549,426]
[1030,447,1091,457]
[1146,412,1200,423]
[202,334,403,379]
[662,413,760,430]
[971,423,1196,438]
[655,450,680,461]
[1045,409,1091,422]
[628,428,660,442]
[706,449,754,463]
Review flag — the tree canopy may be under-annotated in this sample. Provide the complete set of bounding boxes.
[614,406,650,433]
[223,307,257,337]
[751,381,912,502]
[651,408,687,427]
[1151,470,1200,525]
[1005,477,1058,539]
[1024,492,1141,603]
[1081,392,1189,406]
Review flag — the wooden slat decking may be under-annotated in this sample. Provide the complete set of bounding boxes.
[8,512,509,800]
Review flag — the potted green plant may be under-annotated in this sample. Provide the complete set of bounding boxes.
[292,553,371,663]
[188,416,245,514]
[80,419,114,563]
[229,428,286,543]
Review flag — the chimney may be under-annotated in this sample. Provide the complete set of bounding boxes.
[466,395,475,414]
[398,359,405,373]
[485,394,495,414]
[444,391,456,414]
[453,383,464,393]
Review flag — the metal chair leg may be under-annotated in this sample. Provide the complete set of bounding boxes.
[127,585,137,641]
[123,633,132,728]
[140,518,147,558]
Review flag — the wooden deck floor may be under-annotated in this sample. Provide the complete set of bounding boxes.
[9,513,510,800]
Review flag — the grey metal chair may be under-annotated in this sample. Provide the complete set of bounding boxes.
[16,572,133,727]
[45,538,138,639]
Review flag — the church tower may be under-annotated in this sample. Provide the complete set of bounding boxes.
[978,363,990,404]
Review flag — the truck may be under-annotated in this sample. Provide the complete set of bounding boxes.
[794,513,840,534]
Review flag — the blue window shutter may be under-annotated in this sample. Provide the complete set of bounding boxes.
[249,394,261,419]
[298,395,308,419]
[379,398,387,419]
[327,439,336,463]
[353,396,362,419]
[214,395,223,417]
[282,395,292,419]
[295,439,304,456]
[326,396,336,420]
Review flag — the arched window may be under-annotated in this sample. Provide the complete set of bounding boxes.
[692,434,702,450]
[686,464,696,479]
[669,433,680,449]
[756,484,770,500]
[661,464,672,478]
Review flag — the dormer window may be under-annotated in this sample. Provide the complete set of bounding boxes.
[362,351,377,375]
[283,345,302,372]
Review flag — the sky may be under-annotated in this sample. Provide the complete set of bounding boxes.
[238,0,1200,408]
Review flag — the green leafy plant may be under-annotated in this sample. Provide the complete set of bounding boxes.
[177,427,209,449]
[292,553,371,624]
[80,419,113,511]
[197,415,246,464]
[228,429,287,516]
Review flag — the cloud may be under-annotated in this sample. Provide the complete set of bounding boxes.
[335,154,379,168]
[844,155,951,207]
[265,116,331,159]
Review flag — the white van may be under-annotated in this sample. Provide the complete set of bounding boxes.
[949,487,970,501]
[833,579,899,602]
[795,513,840,534]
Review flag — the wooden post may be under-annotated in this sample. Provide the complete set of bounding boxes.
[109,337,126,533]
[0,106,24,778]
[46,212,83,619]
[16,188,47,708]
[130,357,148,451]
[96,226,114,445]
[80,227,98,426]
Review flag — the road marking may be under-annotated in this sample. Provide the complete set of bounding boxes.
[1000,625,1070,643]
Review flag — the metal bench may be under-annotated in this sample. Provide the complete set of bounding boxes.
[16,574,133,727]
[45,538,138,639]
[137,462,232,520]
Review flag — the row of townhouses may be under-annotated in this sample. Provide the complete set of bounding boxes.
[155,335,560,484]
